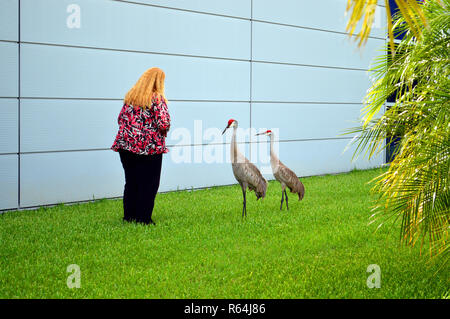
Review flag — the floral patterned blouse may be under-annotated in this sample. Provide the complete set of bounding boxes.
[111,95,171,155]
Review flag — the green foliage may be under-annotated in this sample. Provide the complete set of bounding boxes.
[0,169,447,298]
[349,0,449,262]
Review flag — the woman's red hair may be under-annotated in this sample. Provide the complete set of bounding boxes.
[124,67,167,108]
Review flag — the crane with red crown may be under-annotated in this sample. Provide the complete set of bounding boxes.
[222,119,268,217]
[256,129,305,210]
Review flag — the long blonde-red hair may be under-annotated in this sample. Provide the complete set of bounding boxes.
[124,67,167,108]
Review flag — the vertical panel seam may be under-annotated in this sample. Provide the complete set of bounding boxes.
[18,0,21,209]
[249,0,253,161]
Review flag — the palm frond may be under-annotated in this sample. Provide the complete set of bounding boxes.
[346,0,450,261]
[345,0,434,56]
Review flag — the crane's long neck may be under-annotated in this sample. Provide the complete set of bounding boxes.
[231,126,239,163]
[269,134,275,157]
[269,133,279,167]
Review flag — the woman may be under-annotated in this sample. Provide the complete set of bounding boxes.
[111,67,170,225]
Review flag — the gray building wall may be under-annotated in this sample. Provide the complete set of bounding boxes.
[0,0,386,210]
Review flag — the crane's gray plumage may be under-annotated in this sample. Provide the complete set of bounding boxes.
[223,119,267,217]
[257,130,305,210]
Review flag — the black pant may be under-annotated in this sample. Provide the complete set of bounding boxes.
[119,149,163,224]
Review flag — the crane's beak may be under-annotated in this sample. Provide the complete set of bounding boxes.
[222,126,229,135]
[255,132,265,136]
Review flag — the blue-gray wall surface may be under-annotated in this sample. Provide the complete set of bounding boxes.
[0,0,386,210]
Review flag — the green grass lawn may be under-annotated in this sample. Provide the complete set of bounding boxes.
[0,168,448,298]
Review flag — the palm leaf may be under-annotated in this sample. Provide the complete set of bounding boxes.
[346,0,450,262]
[345,0,434,56]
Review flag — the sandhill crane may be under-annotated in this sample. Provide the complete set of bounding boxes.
[256,130,305,210]
[222,119,268,217]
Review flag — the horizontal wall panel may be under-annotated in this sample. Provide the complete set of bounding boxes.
[21,100,252,152]
[21,44,250,101]
[253,21,384,70]
[252,139,384,179]
[0,99,18,154]
[253,0,386,39]
[117,0,251,18]
[0,42,18,97]
[167,101,250,146]
[20,150,124,207]
[21,0,250,60]
[160,143,251,192]
[0,155,18,210]
[20,99,119,152]
[252,103,363,141]
[252,62,371,103]
[0,0,18,41]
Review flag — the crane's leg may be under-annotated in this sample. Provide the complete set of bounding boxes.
[280,189,285,210]
[241,183,247,218]
[285,190,289,210]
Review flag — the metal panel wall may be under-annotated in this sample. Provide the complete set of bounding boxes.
[0,0,18,42]
[252,0,386,38]
[252,62,372,103]
[1,0,385,210]
[251,103,362,141]
[0,42,18,98]
[20,44,250,100]
[166,102,251,146]
[253,21,384,70]
[20,99,119,152]
[0,0,19,210]
[115,0,252,18]
[0,156,19,210]
[0,99,19,154]
[21,0,250,60]
[20,151,123,207]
